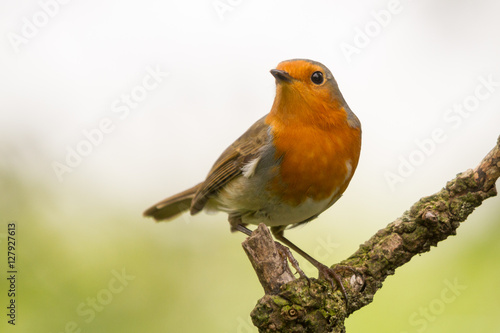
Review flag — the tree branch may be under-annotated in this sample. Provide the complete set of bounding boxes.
[243,135,500,333]
[242,224,295,295]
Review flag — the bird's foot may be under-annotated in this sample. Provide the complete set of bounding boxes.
[316,263,363,307]
[275,242,308,280]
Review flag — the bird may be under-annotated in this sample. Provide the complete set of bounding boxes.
[144,58,362,301]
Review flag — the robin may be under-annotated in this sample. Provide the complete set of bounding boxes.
[144,59,362,301]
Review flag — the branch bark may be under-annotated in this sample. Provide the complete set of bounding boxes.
[243,135,500,333]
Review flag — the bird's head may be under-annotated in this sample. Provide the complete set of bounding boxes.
[269,59,358,129]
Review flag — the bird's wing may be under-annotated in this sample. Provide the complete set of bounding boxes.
[190,115,270,214]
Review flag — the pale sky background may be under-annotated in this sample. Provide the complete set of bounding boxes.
[2,0,499,230]
[0,1,499,332]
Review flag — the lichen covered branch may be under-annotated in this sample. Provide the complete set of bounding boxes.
[245,136,500,333]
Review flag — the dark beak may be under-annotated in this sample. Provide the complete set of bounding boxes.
[270,69,293,83]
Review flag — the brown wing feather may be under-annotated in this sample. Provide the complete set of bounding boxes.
[190,115,270,214]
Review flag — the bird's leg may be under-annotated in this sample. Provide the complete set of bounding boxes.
[229,215,307,279]
[236,223,307,278]
[232,223,253,236]
[229,213,253,235]
[274,242,308,280]
[271,227,361,306]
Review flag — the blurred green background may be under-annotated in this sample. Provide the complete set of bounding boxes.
[1,155,499,333]
[1,0,500,332]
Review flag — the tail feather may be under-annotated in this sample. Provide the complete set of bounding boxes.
[143,183,202,221]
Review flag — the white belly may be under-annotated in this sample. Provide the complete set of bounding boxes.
[245,194,339,227]
[209,174,340,227]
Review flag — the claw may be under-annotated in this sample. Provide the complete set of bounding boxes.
[317,264,365,308]
[316,263,350,306]
[275,242,308,280]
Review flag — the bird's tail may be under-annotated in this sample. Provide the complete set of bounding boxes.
[143,183,202,221]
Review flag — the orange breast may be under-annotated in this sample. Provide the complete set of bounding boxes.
[266,116,361,206]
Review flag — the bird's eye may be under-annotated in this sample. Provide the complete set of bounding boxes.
[311,71,324,85]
